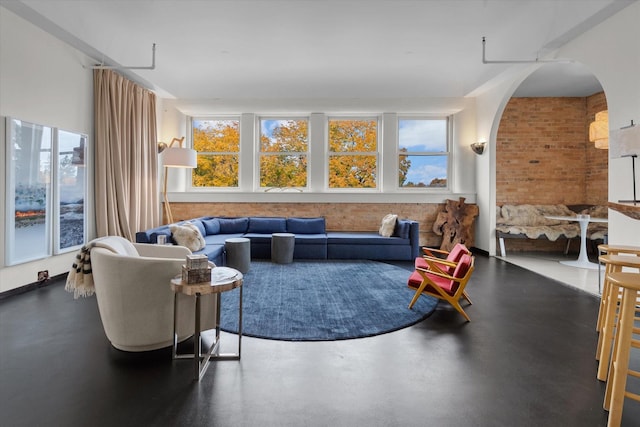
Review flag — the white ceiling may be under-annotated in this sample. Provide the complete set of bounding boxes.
[4,0,635,100]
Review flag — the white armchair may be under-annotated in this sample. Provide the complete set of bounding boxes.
[89,236,216,352]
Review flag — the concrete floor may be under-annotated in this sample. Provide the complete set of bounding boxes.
[1,255,638,427]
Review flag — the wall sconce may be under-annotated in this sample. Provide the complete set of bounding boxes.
[589,110,609,149]
[160,137,197,223]
[470,141,486,155]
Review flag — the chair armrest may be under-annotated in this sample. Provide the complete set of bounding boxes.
[422,256,457,275]
[421,255,457,267]
[421,246,450,258]
[133,243,191,259]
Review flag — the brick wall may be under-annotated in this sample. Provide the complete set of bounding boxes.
[170,202,446,247]
[496,92,608,252]
[497,93,608,205]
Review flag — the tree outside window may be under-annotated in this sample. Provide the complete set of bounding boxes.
[192,118,240,187]
[259,119,308,189]
[328,118,378,189]
[398,118,449,188]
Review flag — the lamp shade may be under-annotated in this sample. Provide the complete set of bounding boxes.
[162,147,197,168]
[589,110,609,149]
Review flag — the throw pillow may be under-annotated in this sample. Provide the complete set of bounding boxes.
[170,223,206,252]
[379,214,398,237]
[187,219,207,238]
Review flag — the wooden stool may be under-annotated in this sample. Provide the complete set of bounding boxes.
[603,272,640,427]
[597,244,640,332]
[596,254,640,381]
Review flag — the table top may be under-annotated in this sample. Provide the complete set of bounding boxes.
[544,215,608,223]
[171,267,243,296]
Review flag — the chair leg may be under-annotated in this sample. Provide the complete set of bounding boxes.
[462,291,473,305]
[408,283,428,309]
[450,300,471,322]
[597,283,620,381]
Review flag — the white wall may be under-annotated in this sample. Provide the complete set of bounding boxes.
[558,2,640,246]
[473,2,640,254]
[0,7,94,292]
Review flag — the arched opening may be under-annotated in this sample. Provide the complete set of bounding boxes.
[494,62,608,295]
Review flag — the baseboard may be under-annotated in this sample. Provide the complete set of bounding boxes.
[0,273,67,300]
[470,247,489,257]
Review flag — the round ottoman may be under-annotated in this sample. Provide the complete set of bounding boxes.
[225,237,251,273]
[271,233,295,264]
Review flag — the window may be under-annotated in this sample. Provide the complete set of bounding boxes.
[398,117,449,188]
[328,118,378,189]
[56,130,87,252]
[5,118,87,266]
[192,118,240,187]
[259,118,308,189]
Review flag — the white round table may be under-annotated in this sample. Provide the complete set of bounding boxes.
[545,215,608,269]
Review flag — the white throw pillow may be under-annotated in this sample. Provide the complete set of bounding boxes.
[170,223,206,252]
[379,214,398,237]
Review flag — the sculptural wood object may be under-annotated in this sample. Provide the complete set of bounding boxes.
[433,197,479,251]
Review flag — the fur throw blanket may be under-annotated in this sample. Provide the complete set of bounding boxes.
[496,204,608,240]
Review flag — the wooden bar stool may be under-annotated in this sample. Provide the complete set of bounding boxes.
[603,272,640,427]
[596,244,640,332]
[596,254,640,381]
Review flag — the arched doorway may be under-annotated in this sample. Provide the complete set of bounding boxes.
[494,62,608,295]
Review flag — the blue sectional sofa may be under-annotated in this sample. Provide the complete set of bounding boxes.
[135,216,420,266]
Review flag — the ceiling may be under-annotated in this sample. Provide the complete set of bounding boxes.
[3,0,635,101]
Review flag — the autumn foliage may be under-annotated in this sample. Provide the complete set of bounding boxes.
[192,119,415,188]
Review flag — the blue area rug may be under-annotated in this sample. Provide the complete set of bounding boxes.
[220,260,438,341]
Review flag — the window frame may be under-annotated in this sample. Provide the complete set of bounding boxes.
[256,116,310,192]
[326,115,381,192]
[189,116,242,190]
[396,115,451,191]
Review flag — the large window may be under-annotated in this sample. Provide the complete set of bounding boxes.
[259,118,308,189]
[5,118,87,266]
[192,118,240,187]
[328,118,378,189]
[56,130,87,251]
[398,117,449,188]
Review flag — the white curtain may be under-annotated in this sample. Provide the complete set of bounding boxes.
[94,69,159,239]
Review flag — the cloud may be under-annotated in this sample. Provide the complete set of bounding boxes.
[399,119,447,151]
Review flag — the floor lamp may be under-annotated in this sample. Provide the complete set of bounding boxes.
[159,137,197,224]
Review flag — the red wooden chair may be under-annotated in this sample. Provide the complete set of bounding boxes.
[407,253,475,321]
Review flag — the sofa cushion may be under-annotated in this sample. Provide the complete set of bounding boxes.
[242,233,273,244]
[327,232,408,245]
[218,217,249,234]
[202,218,221,235]
[392,219,411,239]
[379,214,398,237]
[192,244,225,263]
[170,223,206,252]
[287,217,326,234]
[294,234,328,244]
[248,217,287,234]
